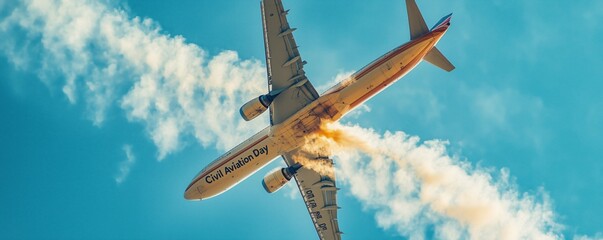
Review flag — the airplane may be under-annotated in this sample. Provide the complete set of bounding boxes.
[184,0,454,239]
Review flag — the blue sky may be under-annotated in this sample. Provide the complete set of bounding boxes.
[1,0,602,239]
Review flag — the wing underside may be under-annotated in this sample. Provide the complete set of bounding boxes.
[261,0,319,125]
[261,1,341,239]
[282,148,342,240]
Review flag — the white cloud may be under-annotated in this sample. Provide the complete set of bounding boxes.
[468,86,546,151]
[115,144,136,185]
[343,103,371,120]
[385,78,547,153]
[316,70,371,120]
[471,88,543,129]
[316,70,354,94]
[390,81,444,124]
[282,180,300,200]
[0,0,266,159]
[574,233,603,240]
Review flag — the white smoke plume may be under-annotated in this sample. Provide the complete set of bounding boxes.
[308,121,563,240]
[0,0,266,159]
[0,0,570,239]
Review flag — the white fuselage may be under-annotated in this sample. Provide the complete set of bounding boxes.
[184,26,448,200]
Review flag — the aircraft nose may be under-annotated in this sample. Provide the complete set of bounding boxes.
[184,184,203,200]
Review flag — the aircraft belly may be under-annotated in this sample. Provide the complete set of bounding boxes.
[187,129,283,200]
[337,39,434,110]
[269,93,341,148]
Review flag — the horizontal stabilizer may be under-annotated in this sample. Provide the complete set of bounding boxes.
[406,0,429,40]
[424,47,455,72]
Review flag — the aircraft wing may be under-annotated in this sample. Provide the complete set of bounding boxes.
[282,148,342,240]
[262,1,340,238]
[261,0,320,125]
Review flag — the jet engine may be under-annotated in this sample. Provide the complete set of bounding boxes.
[262,163,302,193]
[240,94,274,121]
[240,79,310,121]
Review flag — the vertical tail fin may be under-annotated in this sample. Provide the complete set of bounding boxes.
[406,0,456,72]
[406,0,429,40]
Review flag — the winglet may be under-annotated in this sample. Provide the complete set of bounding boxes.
[406,0,429,40]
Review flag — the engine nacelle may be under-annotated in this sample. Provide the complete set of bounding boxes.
[240,94,274,121]
[262,163,302,193]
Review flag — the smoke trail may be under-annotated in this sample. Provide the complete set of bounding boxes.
[307,122,563,240]
[0,0,266,159]
[0,0,569,238]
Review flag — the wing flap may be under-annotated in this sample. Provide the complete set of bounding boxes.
[261,0,319,125]
[283,149,342,240]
